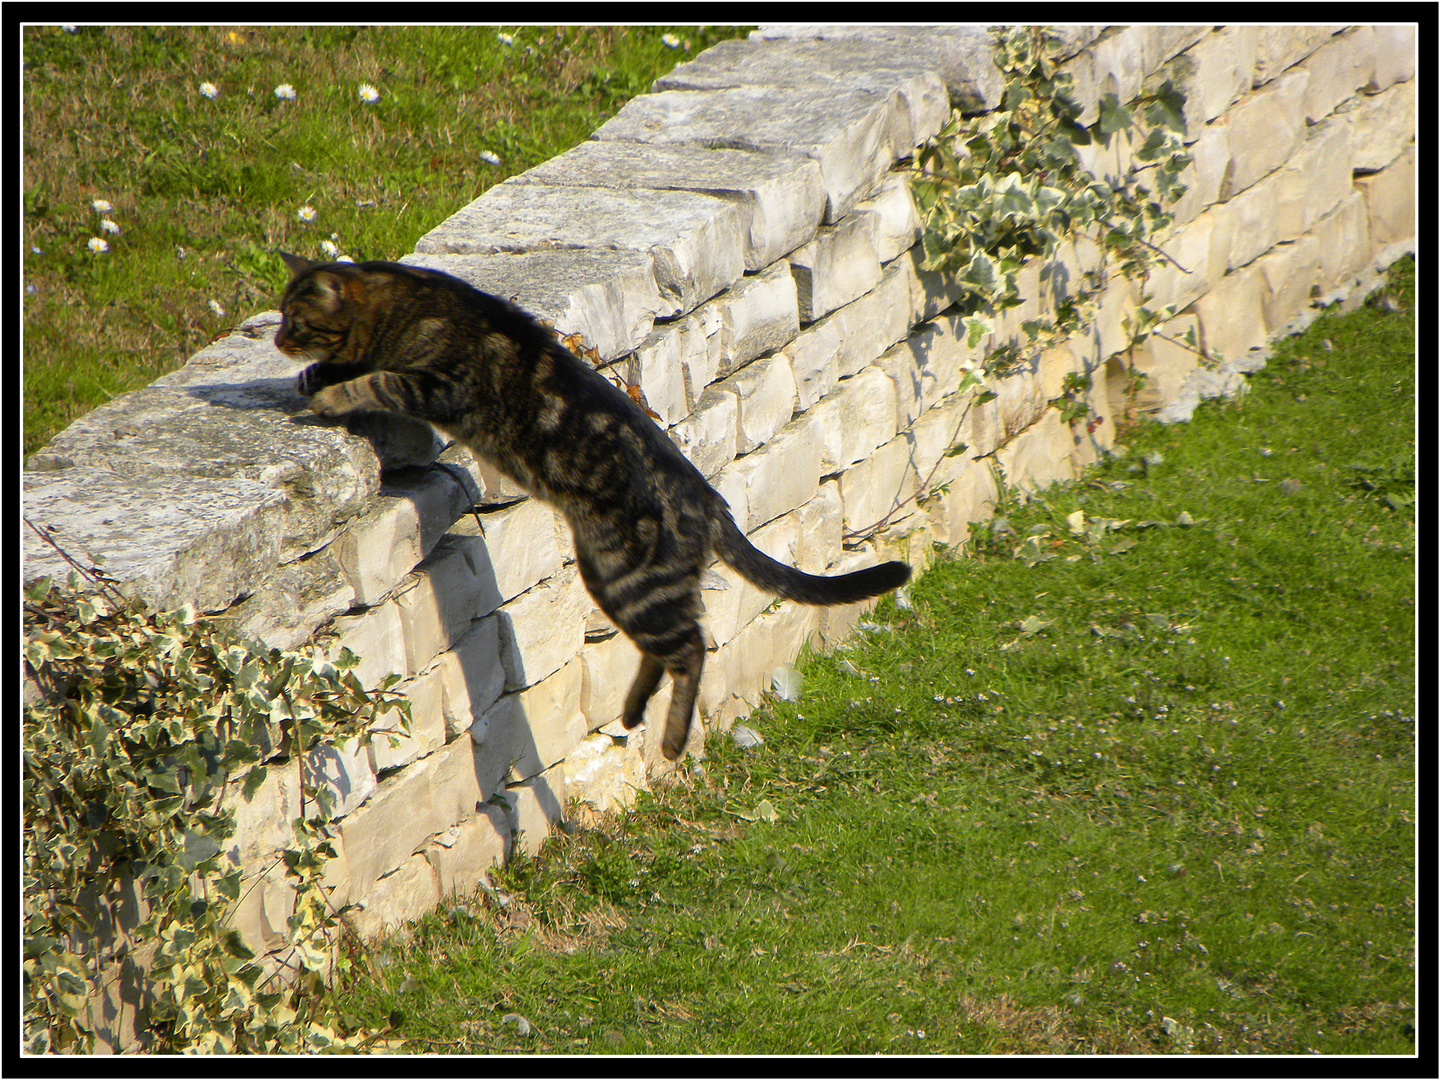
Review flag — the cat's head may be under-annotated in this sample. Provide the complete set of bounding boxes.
[274,251,369,363]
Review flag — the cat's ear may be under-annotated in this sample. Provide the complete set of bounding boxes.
[310,268,367,312]
[278,251,314,277]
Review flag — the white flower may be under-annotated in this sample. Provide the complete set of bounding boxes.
[91,198,112,213]
[208,299,226,316]
[358,83,380,104]
[661,33,681,49]
[60,25,77,33]
[274,83,296,101]
[336,255,354,263]
[479,149,500,166]
[296,205,316,223]
[320,239,339,258]
[87,237,109,254]
[497,32,514,46]
[199,81,219,99]
[100,219,120,235]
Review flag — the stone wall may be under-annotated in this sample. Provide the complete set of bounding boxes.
[23,24,1415,979]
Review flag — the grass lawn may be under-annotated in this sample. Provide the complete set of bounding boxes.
[332,259,1415,1054]
[22,24,749,455]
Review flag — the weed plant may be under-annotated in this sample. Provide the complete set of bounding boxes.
[336,259,1414,1055]
[22,24,747,454]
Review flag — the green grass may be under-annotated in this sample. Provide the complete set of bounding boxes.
[332,258,1414,1054]
[22,24,750,455]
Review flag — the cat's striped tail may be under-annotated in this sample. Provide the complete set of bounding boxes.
[709,510,910,606]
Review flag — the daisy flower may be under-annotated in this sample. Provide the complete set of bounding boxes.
[208,299,226,316]
[661,33,681,49]
[297,205,317,223]
[91,198,112,213]
[199,81,219,99]
[274,83,296,101]
[320,239,339,258]
[358,83,380,104]
[497,32,514,46]
[87,237,109,254]
[101,219,120,235]
[479,149,500,166]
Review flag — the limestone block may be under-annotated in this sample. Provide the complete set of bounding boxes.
[228,862,293,956]
[722,411,825,530]
[335,738,494,897]
[1127,313,1203,414]
[492,659,589,781]
[578,631,643,731]
[1300,26,1376,122]
[414,181,745,315]
[797,481,845,572]
[1312,192,1372,290]
[435,615,506,739]
[426,803,511,896]
[394,544,486,675]
[445,496,569,608]
[630,321,699,427]
[1224,177,1280,272]
[1353,145,1415,248]
[711,469,750,537]
[507,139,826,269]
[327,601,408,690]
[1152,25,1257,128]
[335,468,471,606]
[994,409,1078,494]
[351,855,439,942]
[909,393,975,482]
[854,173,923,263]
[933,455,1000,549]
[1252,26,1341,87]
[1220,69,1310,199]
[22,467,288,615]
[593,85,894,223]
[749,24,1006,114]
[565,731,647,816]
[817,368,892,472]
[712,261,801,378]
[371,664,447,774]
[1344,77,1418,173]
[503,762,567,856]
[788,213,883,323]
[398,248,667,361]
[222,761,303,868]
[25,334,389,561]
[1257,234,1324,330]
[1190,263,1270,365]
[303,734,378,823]
[228,549,356,652]
[495,566,589,690]
[837,433,920,537]
[787,316,842,411]
[1273,117,1353,241]
[655,35,949,156]
[667,385,737,478]
[1366,25,1417,92]
[1169,120,1231,225]
[1148,205,1225,314]
[717,351,798,454]
[833,260,915,378]
[700,548,773,648]
[900,244,967,324]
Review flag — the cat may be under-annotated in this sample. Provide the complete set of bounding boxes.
[274,253,910,760]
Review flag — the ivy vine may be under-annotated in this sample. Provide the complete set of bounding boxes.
[23,532,411,1053]
[908,25,1200,413]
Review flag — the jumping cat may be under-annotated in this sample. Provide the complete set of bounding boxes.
[274,253,910,760]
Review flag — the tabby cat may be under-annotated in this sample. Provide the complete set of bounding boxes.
[274,253,910,760]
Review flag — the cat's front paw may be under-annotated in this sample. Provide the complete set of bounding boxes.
[296,364,325,397]
[308,384,353,418]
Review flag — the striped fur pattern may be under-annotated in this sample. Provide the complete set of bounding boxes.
[275,254,910,760]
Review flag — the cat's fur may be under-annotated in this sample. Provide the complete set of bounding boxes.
[274,253,910,759]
